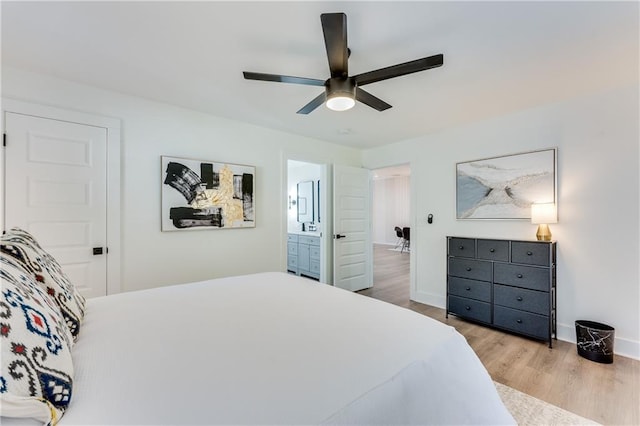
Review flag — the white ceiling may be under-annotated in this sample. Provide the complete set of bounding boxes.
[2,1,637,149]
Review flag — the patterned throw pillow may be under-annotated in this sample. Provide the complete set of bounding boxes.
[1,228,86,341]
[0,252,74,424]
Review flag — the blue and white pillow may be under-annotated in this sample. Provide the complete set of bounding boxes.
[1,228,86,341]
[0,252,74,424]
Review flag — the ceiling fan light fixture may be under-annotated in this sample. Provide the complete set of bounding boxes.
[326,94,355,111]
[325,77,356,111]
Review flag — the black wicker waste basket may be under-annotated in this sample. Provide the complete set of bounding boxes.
[575,320,615,364]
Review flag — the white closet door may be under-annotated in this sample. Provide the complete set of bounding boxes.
[5,112,108,298]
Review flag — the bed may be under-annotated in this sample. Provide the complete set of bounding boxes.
[1,229,515,425]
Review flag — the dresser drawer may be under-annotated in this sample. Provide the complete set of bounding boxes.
[494,263,550,291]
[309,246,320,260]
[448,258,492,282]
[287,242,298,256]
[310,260,320,274]
[494,284,549,315]
[448,277,491,303]
[477,239,509,262]
[288,234,299,243]
[448,237,476,258]
[448,295,491,324]
[299,235,320,246]
[287,256,298,268]
[494,306,549,340]
[511,242,550,266]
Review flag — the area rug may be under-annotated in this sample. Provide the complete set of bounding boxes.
[495,382,600,425]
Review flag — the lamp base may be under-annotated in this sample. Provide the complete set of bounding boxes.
[536,224,552,241]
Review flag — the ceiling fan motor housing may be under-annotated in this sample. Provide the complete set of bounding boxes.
[326,77,356,99]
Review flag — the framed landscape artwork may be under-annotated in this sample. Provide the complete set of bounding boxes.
[456,148,557,219]
[161,156,255,231]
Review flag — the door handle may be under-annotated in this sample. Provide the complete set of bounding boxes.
[334,234,346,239]
[93,247,104,255]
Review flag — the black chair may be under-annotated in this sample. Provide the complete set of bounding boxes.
[394,226,404,249]
[401,227,410,253]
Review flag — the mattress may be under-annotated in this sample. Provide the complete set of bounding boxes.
[3,272,515,425]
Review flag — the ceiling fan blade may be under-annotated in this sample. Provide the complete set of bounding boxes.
[353,54,444,86]
[321,13,348,77]
[297,92,327,114]
[243,72,325,86]
[356,88,392,112]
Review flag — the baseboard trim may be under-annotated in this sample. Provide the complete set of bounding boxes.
[557,322,639,361]
[413,291,445,309]
[410,294,640,361]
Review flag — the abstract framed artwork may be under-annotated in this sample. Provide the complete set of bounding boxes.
[161,156,255,231]
[456,148,557,219]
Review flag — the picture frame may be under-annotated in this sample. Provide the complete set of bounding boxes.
[161,156,255,231]
[456,148,557,219]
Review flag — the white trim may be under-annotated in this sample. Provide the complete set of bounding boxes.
[319,163,332,285]
[408,298,640,360]
[408,161,416,302]
[557,323,639,361]
[1,98,122,296]
[367,168,374,289]
[413,291,446,311]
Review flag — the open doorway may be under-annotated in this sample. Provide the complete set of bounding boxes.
[360,164,411,305]
[286,160,332,285]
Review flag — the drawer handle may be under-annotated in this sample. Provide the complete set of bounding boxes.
[517,274,523,278]
[466,267,472,271]
[527,251,533,256]
[465,306,471,311]
[516,319,523,324]
[458,246,464,250]
[465,287,471,291]
[490,248,495,253]
[516,296,523,301]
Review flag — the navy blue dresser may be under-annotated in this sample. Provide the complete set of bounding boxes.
[446,237,557,347]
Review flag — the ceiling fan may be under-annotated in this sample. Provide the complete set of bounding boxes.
[243,12,444,114]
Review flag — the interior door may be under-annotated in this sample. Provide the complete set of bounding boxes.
[4,112,108,298]
[333,165,372,291]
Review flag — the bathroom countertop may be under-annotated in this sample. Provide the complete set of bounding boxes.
[288,230,321,237]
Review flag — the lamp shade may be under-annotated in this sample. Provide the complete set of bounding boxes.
[531,203,557,224]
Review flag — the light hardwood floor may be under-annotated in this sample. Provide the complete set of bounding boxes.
[358,244,640,425]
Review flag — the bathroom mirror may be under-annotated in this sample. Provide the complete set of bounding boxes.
[297,180,314,223]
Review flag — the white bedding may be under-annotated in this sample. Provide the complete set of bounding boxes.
[3,272,515,425]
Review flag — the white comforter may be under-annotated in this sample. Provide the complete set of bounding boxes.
[5,272,515,425]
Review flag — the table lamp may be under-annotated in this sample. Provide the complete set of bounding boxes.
[531,203,557,241]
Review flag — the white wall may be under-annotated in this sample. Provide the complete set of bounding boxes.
[4,67,638,358]
[363,86,640,359]
[2,67,361,292]
[372,176,410,245]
